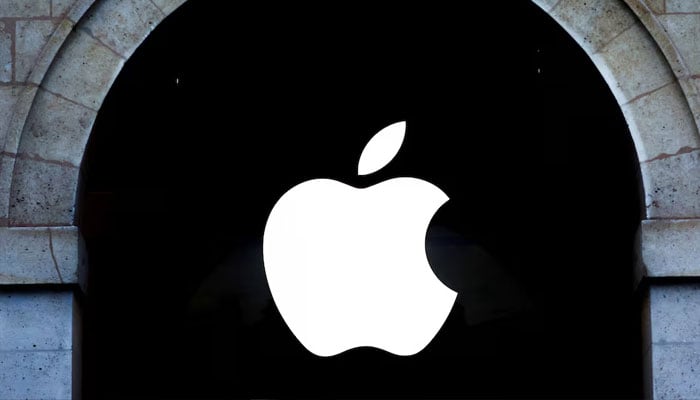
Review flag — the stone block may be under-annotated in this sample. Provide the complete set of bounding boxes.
[41,28,124,110]
[0,20,12,83]
[0,227,59,283]
[666,0,700,13]
[15,20,57,82]
[0,85,20,147]
[0,227,80,284]
[27,19,73,86]
[657,14,700,77]
[621,83,700,163]
[623,1,685,79]
[0,350,72,399]
[151,0,187,16]
[50,226,83,284]
[0,0,50,18]
[641,150,700,218]
[19,88,96,167]
[0,291,73,350]
[679,77,700,134]
[0,153,13,225]
[551,0,637,53]
[8,158,79,226]
[648,284,700,343]
[651,342,700,399]
[80,0,164,58]
[640,220,700,277]
[592,22,675,104]
[0,290,75,399]
[2,85,38,155]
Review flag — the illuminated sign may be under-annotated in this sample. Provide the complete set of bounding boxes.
[263,122,457,356]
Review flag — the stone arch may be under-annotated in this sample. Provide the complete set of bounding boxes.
[534,0,700,219]
[2,0,186,228]
[2,0,698,231]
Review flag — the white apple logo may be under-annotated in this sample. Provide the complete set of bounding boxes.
[263,121,457,357]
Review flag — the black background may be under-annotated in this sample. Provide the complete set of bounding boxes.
[81,1,643,398]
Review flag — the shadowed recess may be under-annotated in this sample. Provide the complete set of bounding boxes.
[81,1,643,398]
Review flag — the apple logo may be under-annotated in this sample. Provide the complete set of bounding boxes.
[263,121,457,357]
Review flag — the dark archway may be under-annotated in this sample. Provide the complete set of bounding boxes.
[81,1,643,397]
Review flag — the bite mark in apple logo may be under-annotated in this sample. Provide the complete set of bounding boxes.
[263,121,457,357]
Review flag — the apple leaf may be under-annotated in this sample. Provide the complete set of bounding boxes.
[357,121,406,176]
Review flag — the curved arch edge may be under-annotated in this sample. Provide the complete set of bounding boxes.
[532,0,700,218]
[1,0,185,227]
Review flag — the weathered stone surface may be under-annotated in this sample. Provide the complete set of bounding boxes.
[644,0,665,14]
[0,290,75,399]
[621,83,700,163]
[666,0,700,13]
[640,220,700,278]
[0,291,73,350]
[151,0,186,16]
[64,0,96,23]
[52,0,74,17]
[640,150,700,218]
[0,154,13,225]
[649,284,700,343]
[40,28,124,110]
[0,227,80,284]
[8,158,79,226]
[19,88,96,166]
[657,14,700,77]
[2,85,38,155]
[0,350,72,399]
[591,22,675,104]
[651,342,700,399]
[0,21,12,82]
[80,0,164,58]
[0,227,58,283]
[0,0,50,18]
[0,85,20,147]
[625,0,687,80]
[15,20,57,82]
[49,226,83,284]
[679,77,700,134]
[27,19,73,86]
[551,0,637,53]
